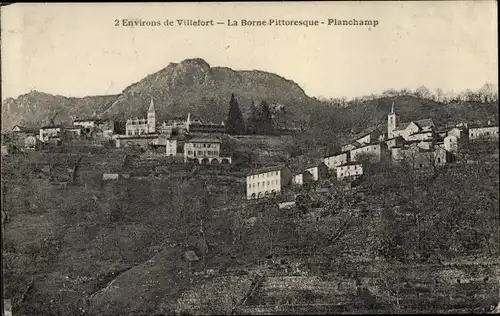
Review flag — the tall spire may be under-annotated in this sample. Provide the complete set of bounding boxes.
[186,112,191,132]
[390,102,395,114]
[148,97,155,113]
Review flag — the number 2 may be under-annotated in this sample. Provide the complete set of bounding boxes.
[114,19,119,26]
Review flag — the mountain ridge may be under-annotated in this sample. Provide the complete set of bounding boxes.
[1,58,312,131]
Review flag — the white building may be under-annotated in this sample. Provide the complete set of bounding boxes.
[350,142,388,163]
[468,124,499,141]
[444,135,458,153]
[385,136,406,150]
[447,127,467,139]
[73,118,114,138]
[341,141,362,152]
[246,165,292,200]
[65,127,84,138]
[39,126,61,142]
[73,119,97,129]
[166,139,177,156]
[324,151,350,170]
[292,173,304,185]
[391,145,447,169]
[183,137,231,164]
[126,97,156,136]
[158,113,191,135]
[336,163,363,180]
[24,135,38,150]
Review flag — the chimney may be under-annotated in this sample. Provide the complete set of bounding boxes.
[487,120,491,126]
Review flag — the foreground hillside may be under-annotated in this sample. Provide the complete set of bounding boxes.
[2,144,499,315]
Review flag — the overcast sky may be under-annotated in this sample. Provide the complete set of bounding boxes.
[1,2,497,100]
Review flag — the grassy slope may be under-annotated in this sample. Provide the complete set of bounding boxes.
[2,131,500,316]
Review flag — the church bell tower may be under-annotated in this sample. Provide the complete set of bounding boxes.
[388,102,397,139]
[147,97,156,133]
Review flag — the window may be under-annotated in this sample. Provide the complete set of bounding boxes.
[257,182,260,187]
[198,151,202,155]
[471,133,474,137]
[188,150,192,155]
[203,144,206,148]
[437,158,441,163]
[267,181,270,186]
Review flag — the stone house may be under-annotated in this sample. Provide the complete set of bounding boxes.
[350,142,389,163]
[336,162,363,180]
[324,151,350,170]
[183,137,231,164]
[468,123,499,141]
[246,165,292,200]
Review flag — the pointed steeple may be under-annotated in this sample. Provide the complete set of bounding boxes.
[148,97,155,113]
[390,102,395,114]
[186,112,191,132]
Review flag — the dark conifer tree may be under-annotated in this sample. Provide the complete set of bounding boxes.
[258,100,274,135]
[226,93,245,135]
[246,101,259,134]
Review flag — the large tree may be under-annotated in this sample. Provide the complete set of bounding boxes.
[246,101,259,134]
[225,93,245,135]
[256,100,274,135]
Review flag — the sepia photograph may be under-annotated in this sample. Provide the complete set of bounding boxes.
[1,1,499,315]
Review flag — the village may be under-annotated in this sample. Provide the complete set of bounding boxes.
[2,2,500,314]
[2,95,498,205]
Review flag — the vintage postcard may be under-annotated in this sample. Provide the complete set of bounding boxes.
[1,2,499,315]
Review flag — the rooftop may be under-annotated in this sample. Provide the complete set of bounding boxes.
[324,150,350,158]
[414,118,435,129]
[409,130,434,136]
[116,134,159,140]
[385,135,406,142]
[352,127,383,140]
[469,124,498,129]
[247,164,287,176]
[394,118,434,131]
[337,161,363,167]
[187,137,221,143]
[12,126,38,134]
[73,118,105,123]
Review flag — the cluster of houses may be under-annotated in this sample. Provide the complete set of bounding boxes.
[245,103,499,200]
[2,98,498,201]
[4,97,231,165]
[116,98,231,164]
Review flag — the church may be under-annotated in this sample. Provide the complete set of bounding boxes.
[125,97,157,136]
[387,103,435,142]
